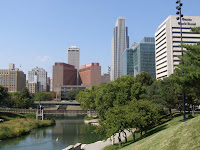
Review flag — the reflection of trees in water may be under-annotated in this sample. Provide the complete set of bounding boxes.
[0,118,105,150]
[51,118,105,146]
[0,135,27,148]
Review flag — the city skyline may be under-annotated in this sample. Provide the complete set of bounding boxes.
[0,0,199,78]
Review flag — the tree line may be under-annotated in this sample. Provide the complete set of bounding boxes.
[0,87,53,108]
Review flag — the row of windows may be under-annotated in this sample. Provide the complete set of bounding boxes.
[172,31,198,34]
[173,41,198,44]
[157,65,167,71]
[173,36,200,39]
[156,61,167,67]
[156,37,166,46]
[156,56,166,63]
[157,70,167,75]
[156,41,166,50]
[157,75,167,79]
[156,46,166,54]
[156,25,166,37]
[156,31,166,42]
[156,51,166,59]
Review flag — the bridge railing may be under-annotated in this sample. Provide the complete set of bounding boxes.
[44,110,88,114]
[0,108,36,114]
[0,108,98,116]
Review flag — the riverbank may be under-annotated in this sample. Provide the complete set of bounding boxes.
[82,130,132,150]
[0,113,55,140]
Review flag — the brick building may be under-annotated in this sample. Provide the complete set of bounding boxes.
[52,63,77,91]
[79,63,101,86]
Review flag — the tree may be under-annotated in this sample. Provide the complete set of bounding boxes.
[0,86,8,106]
[158,76,182,118]
[99,106,128,147]
[94,75,135,119]
[66,89,82,100]
[34,92,52,101]
[76,87,97,110]
[175,27,200,112]
[126,99,160,138]
[134,72,153,87]
[131,72,153,100]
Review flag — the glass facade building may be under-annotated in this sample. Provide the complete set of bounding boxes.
[122,37,156,78]
[122,48,134,76]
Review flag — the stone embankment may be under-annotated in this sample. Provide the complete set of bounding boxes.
[62,143,82,150]
[84,119,99,126]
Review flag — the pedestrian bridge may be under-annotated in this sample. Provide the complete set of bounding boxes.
[33,100,80,106]
[0,108,97,117]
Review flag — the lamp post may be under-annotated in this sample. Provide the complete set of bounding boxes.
[176,0,186,121]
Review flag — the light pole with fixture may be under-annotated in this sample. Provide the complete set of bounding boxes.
[176,0,186,121]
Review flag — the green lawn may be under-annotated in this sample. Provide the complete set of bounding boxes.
[121,114,200,150]
[104,114,200,150]
[0,112,35,121]
[0,112,55,140]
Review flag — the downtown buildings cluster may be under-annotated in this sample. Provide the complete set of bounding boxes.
[0,15,200,100]
[111,15,200,81]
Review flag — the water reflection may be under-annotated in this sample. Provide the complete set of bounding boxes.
[0,116,105,150]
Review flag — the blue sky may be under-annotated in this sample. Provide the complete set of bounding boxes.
[0,0,199,78]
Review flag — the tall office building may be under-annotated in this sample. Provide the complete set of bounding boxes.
[52,63,77,91]
[0,64,26,92]
[79,63,101,86]
[122,48,134,76]
[28,67,47,92]
[122,37,156,78]
[111,17,129,81]
[155,15,200,79]
[68,46,80,69]
[46,77,50,92]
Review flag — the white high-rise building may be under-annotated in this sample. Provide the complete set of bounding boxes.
[28,67,47,92]
[155,15,200,80]
[111,17,129,81]
[68,46,80,69]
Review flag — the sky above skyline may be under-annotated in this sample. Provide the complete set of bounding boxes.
[0,0,199,78]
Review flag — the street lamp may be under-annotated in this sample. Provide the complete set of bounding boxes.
[176,0,186,122]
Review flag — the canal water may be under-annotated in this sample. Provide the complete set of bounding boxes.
[0,116,105,150]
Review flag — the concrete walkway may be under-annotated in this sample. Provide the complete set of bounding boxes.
[82,130,132,150]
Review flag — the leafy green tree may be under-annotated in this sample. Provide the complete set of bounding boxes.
[175,27,200,111]
[135,72,153,86]
[66,89,82,100]
[95,75,135,119]
[158,76,182,118]
[131,72,153,100]
[76,86,97,110]
[126,99,160,137]
[100,106,128,147]
[34,92,52,101]
[0,86,8,106]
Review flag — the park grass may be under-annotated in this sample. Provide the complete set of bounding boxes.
[0,113,55,140]
[0,112,35,121]
[104,114,200,150]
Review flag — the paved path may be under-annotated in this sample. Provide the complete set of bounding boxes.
[82,130,132,150]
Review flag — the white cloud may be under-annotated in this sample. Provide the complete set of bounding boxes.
[36,56,52,62]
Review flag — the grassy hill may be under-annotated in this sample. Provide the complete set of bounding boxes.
[121,115,200,150]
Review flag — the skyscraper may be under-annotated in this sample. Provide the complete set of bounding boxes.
[122,37,156,78]
[28,67,47,92]
[0,64,26,92]
[111,17,129,81]
[155,15,200,79]
[68,46,80,69]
